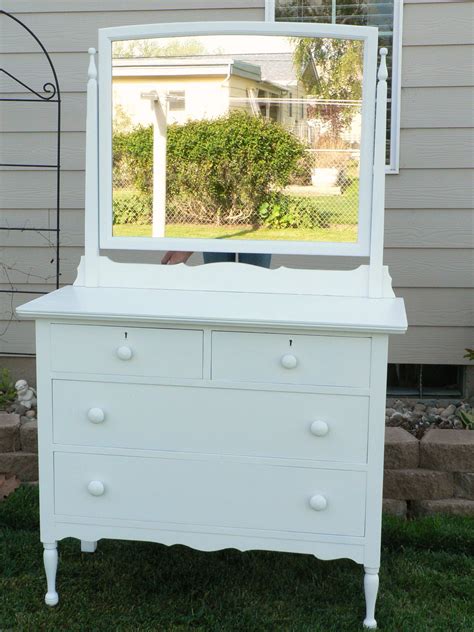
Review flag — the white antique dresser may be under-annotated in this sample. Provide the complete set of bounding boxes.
[17,20,407,629]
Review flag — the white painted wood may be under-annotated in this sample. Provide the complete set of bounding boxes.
[50,323,204,377]
[211,331,371,388]
[12,15,407,629]
[53,520,365,562]
[369,49,388,297]
[98,21,378,258]
[363,568,379,629]
[54,451,367,537]
[80,540,97,553]
[84,48,100,286]
[52,380,370,463]
[16,283,406,333]
[43,542,59,606]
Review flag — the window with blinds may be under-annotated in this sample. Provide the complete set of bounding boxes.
[274,1,401,171]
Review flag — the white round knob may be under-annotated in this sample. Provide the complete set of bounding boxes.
[310,420,329,437]
[87,407,105,424]
[116,345,133,360]
[309,494,328,511]
[87,480,105,497]
[281,354,298,369]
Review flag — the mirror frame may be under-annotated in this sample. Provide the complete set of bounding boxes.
[98,21,378,256]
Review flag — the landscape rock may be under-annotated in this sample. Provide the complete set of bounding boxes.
[383,469,454,500]
[420,429,474,471]
[453,472,474,500]
[384,427,419,469]
[0,452,38,481]
[411,498,474,517]
[382,499,407,518]
[20,420,37,453]
[0,412,21,452]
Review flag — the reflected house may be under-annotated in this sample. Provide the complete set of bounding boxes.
[112,53,316,140]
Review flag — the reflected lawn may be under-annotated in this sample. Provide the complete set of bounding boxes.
[113,223,358,242]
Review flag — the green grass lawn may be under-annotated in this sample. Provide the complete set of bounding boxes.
[1,486,473,631]
[113,223,358,242]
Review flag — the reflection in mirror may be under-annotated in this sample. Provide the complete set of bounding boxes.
[112,35,363,243]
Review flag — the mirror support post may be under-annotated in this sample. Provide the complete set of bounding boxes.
[368,48,388,298]
[142,92,167,238]
[84,47,100,286]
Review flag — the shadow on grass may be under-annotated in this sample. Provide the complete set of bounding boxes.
[1,486,472,631]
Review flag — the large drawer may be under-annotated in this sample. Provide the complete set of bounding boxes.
[212,332,371,388]
[54,452,367,537]
[52,380,369,464]
[50,324,203,379]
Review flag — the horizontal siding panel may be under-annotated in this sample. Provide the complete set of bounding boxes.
[389,326,473,365]
[0,52,94,94]
[2,208,471,250]
[0,291,49,318]
[3,169,472,211]
[385,249,474,288]
[0,93,85,133]
[399,129,474,169]
[0,209,83,247]
[399,287,474,326]
[402,45,474,88]
[0,320,35,355]
[0,246,81,285]
[0,171,84,209]
[274,250,474,288]
[385,169,474,208]
[0,132,84,170]
[385,209,474,248]
[401,87,474,128]
[0,7,264,53]
[404,3,474,46]
[2,1,263,13]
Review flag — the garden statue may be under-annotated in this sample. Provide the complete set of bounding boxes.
[15,379,37,410]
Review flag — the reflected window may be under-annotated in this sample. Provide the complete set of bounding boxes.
[169,90,185,111]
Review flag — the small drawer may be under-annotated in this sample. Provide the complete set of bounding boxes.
[52,380,369,464]
[50,324,203,379]
[212,331,371,388]
[54,452,367,537]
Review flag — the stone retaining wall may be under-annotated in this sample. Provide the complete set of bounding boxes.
[383,427,474,518]
[1,412,473,517]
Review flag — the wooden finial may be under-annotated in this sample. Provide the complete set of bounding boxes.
[378,47,388,81]
[88,47,97,80]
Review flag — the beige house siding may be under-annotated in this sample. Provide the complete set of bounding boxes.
[1,1,473,371]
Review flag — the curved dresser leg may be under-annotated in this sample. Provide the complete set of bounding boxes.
[81,540,97,553]
[43,542,59,606]
[363,566,379,629]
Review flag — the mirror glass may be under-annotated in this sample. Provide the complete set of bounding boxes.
[111,34,363,244]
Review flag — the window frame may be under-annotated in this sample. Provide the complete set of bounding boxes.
[266,0,403,174]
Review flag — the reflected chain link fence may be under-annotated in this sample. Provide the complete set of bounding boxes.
[113,148,360,242]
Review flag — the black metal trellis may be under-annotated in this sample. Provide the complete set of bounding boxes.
[0,9,61,296]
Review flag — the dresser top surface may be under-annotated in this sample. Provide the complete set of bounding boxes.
[17,285,407,334]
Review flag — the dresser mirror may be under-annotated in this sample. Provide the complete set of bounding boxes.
[99,22,378,256]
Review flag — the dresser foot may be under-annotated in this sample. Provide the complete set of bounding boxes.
[81,540,97,553]
[43,542,59,606]
[363,567,379,629]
